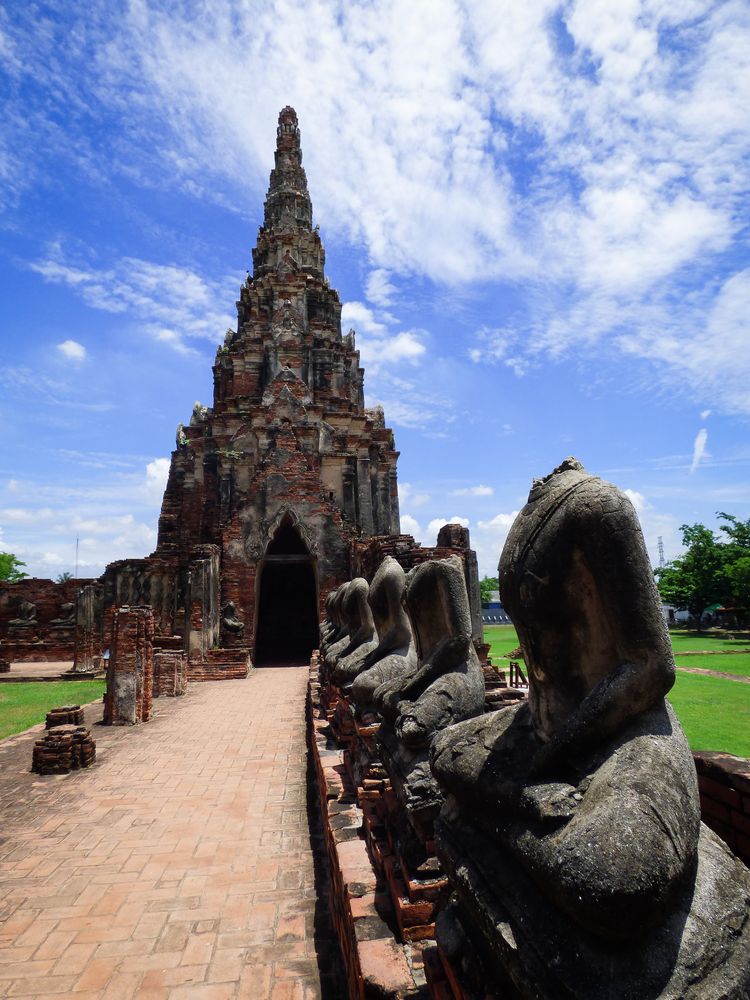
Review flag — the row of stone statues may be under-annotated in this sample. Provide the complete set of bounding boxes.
[320,458,750,999]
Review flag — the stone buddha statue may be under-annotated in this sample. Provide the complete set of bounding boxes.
[376,556,486,841]
[430,459,750,998]
[350,556,418,713]
[330,578,378,686]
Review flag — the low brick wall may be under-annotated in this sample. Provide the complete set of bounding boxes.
[694,751,750,865]
[187,647,250,682]
[307,657,428,999]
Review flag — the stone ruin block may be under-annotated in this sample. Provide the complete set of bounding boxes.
[32,725,96,774]
[45,705,85,728]
[153,649,187,697]
[104,607,154,725]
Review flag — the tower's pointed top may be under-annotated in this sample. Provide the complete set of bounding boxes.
[263,106,312,231]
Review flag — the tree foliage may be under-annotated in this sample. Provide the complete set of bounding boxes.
[56,571,74,583]
[0,552,28,583]
[480,576,499,606]
[655,515,750,624]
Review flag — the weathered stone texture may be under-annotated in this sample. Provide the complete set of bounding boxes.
[430,458,750,999]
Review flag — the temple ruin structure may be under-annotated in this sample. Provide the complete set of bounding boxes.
[0,106,481,676]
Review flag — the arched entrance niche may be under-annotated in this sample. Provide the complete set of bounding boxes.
[254,515,319,665]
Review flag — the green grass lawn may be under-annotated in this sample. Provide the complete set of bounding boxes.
[674,653,750,677]
[483,624,750,757]
[668,672,750,758]
[668,631,750,653]
[0,681,105,741]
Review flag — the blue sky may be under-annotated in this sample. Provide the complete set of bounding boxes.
[1,0,749,580]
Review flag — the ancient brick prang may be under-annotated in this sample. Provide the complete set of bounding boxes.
[144,106,400,664]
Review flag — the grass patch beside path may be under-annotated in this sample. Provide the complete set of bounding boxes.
[484,625,749,756]
[669,631,750,654]
[0,681,105,741]
[668,672,750,758]
[675,653,750,678]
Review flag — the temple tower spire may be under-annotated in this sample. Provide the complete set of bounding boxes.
[263,106,313,232]
[252,106,322,280]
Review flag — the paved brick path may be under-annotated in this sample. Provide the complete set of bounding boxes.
[0,667,343,999]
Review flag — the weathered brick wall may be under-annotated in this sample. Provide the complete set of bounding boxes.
[104,607,154,725]
[694,751,750,865]
[0,577,95,661]
[153,650,187,697]
[187,647,250,682]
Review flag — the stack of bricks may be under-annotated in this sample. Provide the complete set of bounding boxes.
[104,606,154,725]
[45,705,85,728]
[153,649,187,697]
[32,725,96,774]
[308,654,429,999]
[693,751,750,865]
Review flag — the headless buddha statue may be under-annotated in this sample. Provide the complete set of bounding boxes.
[350,556,418,713]
[430,458,750,998]
[327,578,378,685]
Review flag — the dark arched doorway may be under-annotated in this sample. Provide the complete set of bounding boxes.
[254,517,319,665]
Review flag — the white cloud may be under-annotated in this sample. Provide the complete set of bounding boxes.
[400,513,422,538]
[474,510,520,577]
[623,489,646,513]
[57,339,86,362]
[341,301,388,338]
[366,269,397,307]
[690,428,709,473]
[700,409,712,420]
[144,457,170,501]
[398,482,430,507]
[451,484,493,496]
[3,0,750,411]
[31,251,237,354]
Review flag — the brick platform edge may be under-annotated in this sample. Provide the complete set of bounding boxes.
[187,647,251,682]
[694,751,750,865]
[307,655,429,1000]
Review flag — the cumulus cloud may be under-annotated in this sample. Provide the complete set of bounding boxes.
[451,484,493,496]
[399,513,422,538]
[473,510,520,577]
[2,1,749,410]
[690,428,709,473]
[144,457,170,501]
[57,339,86,362]
[399,482,430,507]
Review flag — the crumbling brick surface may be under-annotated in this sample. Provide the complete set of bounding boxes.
[103,607,154,725]
[0,578,94,662]
[694,751,750,865]
[308,655,429,999]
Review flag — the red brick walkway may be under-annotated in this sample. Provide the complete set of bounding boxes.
[0,667,342,999]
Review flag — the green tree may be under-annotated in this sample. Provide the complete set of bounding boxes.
[56,571,74,583]
[0,552,29,582]
[480,576,499,606]
[655,524,731,625]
